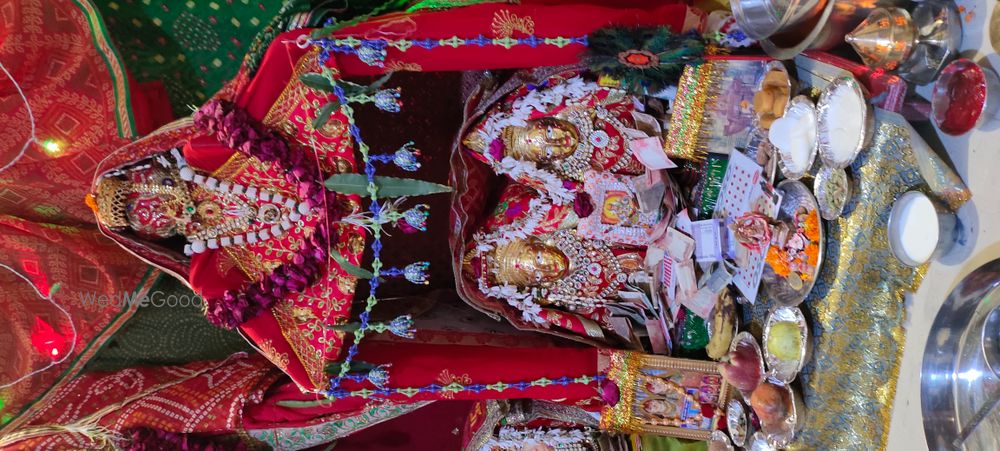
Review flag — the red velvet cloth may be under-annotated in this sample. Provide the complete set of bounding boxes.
[244,341,603,428]
[328,1,693,75]
[329,401,472,451]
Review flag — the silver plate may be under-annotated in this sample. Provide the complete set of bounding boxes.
[816,76,874,169]
[762,306,811,383]
[761,180,825,307]
[922,258,1000,450]
[727,399,751,447]
[814,166,851,220]
[773,95,819,181]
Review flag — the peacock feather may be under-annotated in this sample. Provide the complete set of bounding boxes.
[584,27,705,95]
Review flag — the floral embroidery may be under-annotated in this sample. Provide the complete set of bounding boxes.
[491,10,535,38]
[258,339,290,371]
[436,369,472,399]
[384,61,423,72]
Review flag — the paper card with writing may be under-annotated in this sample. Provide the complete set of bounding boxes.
[713,150,778,304]
[579,171,657,246]
[691,219,724,263]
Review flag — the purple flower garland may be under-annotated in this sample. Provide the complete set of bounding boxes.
[192,100,340,329]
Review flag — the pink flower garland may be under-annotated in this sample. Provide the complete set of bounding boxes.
[193,100,341,329]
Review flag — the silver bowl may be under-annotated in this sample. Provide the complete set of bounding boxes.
[730,0,825,41]
[931,58,1000,136]
[772,96,819,181]
[762,306,811,383]
[727,399,752,447]
[897,0,963,86]
[710,430,735,451]
[748,432,776,451]
[814,166,851,220]
[886,191,957,267]
[761,180,825,307]
[817,76,874,169]
[730,331,767,401]
[761,382,806,447]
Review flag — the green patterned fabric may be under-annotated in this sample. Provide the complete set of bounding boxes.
[94,0,288,115]
[85,275,252,373]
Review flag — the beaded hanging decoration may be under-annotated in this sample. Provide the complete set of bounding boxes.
[301,34,588,68]
[325,374,607,401]
[305,24,599,400]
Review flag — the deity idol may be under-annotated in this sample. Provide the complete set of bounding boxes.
[461,72,667,203]
[462,182,658,341]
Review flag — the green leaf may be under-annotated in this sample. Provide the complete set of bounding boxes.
[325,173,452,198]
[333,254,373,279]
[277,399,333,408]
[300,73,333,92]
[365,72,394,93]
[312,101,341,130]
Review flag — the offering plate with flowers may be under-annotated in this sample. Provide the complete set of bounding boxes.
[761,180,824,306]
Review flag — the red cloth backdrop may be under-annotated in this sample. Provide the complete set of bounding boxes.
[0,0,172,436]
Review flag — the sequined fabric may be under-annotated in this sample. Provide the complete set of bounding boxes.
[746,110,968,450]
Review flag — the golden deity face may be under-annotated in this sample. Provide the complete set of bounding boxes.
[493,237,571,287]
[504,117,580,163]
[94,166,193,240]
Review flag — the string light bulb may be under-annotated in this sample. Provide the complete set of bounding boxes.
[41,139,63,157]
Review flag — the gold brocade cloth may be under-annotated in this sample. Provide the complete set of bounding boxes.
[746,110,969,450]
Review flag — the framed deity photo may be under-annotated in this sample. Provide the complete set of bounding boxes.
[600,351,731,440]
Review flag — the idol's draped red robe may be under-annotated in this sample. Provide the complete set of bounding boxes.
[91,0,697,393]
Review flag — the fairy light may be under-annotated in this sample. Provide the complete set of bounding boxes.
[41,139,63,157]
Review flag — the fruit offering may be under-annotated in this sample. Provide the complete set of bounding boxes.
[766,321,802,363]
[718,333,764,394]
[706,289,737,359]
[749,382,792,427]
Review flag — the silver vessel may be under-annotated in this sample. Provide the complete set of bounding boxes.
[922,258,1000,449]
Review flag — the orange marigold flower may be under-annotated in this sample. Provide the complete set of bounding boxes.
[766,246,791,278]
[804,243,820,267]
[803,213,820,241]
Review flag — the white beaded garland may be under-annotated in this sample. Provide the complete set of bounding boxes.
[170,159,322,254]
